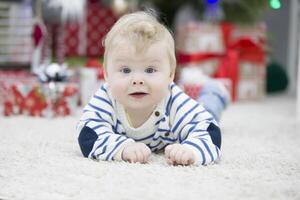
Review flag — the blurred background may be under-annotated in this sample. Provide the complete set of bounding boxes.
[0,0,299,119]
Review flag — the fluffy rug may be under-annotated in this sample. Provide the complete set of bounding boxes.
[1,94,299,200]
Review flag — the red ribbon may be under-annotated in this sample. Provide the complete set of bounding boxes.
[176,52,223,65]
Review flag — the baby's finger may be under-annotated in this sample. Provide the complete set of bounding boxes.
[169,145,179,159]
[187,156,195,165]
[174,148,184,164]
[166,157,174,165]
[180,152,190,165]
[129,151,138,163]
[164,144,174,157]
[142,148,151,163]
[135,150,144,163]
[124,151,135,163]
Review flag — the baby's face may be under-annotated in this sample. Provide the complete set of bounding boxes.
[105,40,174,112]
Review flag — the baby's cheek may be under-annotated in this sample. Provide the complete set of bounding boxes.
[152,86,168,103]
[114,88,124,98]
[110,84,126,100]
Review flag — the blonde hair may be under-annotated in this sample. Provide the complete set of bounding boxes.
[103,11,176,75]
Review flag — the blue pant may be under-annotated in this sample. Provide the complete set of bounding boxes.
[198,80,229,122]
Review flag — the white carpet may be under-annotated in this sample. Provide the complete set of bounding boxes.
[0,94,300,200]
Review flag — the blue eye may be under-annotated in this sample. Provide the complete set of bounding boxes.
[145,67,156,74]
[120,67,131,74]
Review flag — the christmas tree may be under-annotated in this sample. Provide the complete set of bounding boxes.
[106,0,269,27]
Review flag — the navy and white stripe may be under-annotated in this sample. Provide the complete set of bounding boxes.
[77,83,221,165]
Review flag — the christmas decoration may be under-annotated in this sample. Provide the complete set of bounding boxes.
[37,63,69,82]
[31,18,47,73]
[36,63,78,117]
[40,0,86,65]
[203,0,223,22]
[11,84,47,116]
[221,0,268,25]
[266,61,288,93]
[41,0,86,24]
[108,0,269,27]
[269,0,281,10]
[112,0,129,16]
[0,71,45,116]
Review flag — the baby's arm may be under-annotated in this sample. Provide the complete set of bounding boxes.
[78,114,151,163]
[77,85,135,161]
[166,119,221,166]
[166,98,221,165]
[180,119,221,166]
[77,110,134,161]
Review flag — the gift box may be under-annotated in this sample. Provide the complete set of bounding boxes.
[0,70,39,116]
[0,70,79,117]
[229,24,266,100]
[41,82,79,117]
[177,66,232,100]
[176,22,224,76]
[176,22,267,101]
[79,58,105,106]
[237,62,266,100]
[181,79,232,101]
[64,1,117,57]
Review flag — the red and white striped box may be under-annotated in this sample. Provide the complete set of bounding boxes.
[64,1,117,57]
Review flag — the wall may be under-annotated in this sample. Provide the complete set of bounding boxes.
[263,1,290,69]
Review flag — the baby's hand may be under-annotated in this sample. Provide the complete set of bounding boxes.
[165,144,195,166]
[122,142,151,164]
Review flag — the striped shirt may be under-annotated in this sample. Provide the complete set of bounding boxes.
[77,82,221,165]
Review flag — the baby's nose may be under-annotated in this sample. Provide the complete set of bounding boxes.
[132,80,144,85]
[131,73,145,85]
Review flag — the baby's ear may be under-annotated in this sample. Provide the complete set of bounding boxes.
[103,66,108,81]
[169,69,175,83]
[169,73,174,82]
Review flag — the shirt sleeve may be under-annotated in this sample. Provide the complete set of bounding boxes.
[77,85,134,161]
[180,113,221,166]
[169,84,221,166]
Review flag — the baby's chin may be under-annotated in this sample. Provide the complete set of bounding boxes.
[115,93,166,111]
[121,99,162,112]
[123,102,157,111]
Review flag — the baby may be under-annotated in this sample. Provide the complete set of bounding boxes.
[77,11,225,166]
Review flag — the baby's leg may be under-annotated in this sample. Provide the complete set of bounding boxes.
[198,80,230,122]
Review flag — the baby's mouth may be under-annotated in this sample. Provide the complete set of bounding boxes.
[129,92,148,99]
